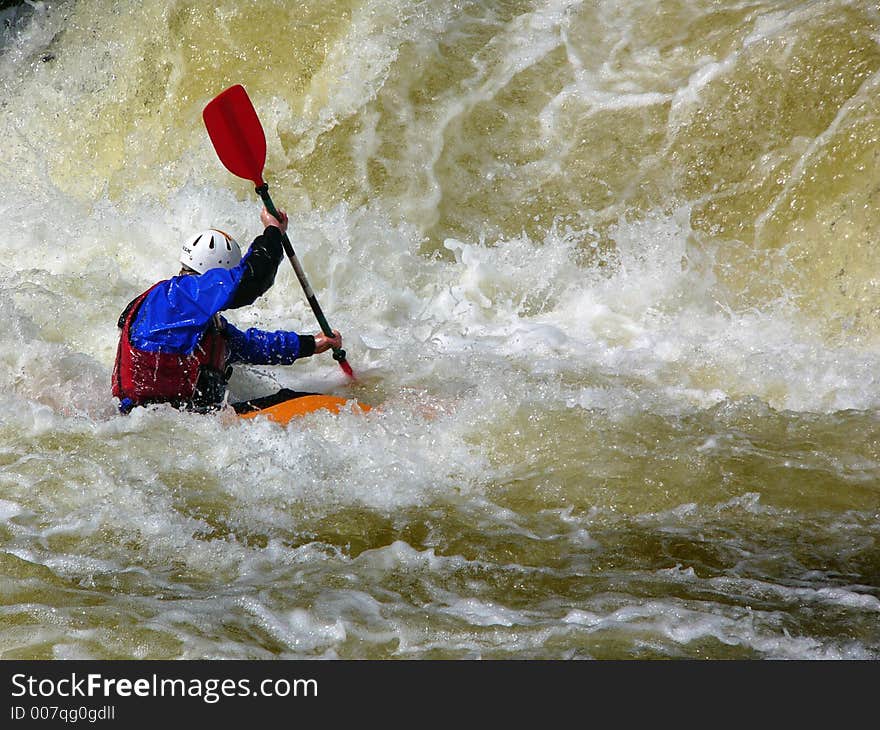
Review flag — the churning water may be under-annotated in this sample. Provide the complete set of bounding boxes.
[0,0,878,659]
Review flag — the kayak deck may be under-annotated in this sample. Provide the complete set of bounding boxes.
[236,391,371,425]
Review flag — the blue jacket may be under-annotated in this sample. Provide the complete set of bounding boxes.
[128,225,315,365]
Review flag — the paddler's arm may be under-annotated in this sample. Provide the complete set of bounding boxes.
[224,323,342,365]
[224,209,289,310]
[224,322,313,365]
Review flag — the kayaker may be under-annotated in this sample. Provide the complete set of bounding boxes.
[111,207,342,414]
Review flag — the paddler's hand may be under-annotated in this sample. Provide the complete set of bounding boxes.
[314,330,342,354]
[260,206,288,234]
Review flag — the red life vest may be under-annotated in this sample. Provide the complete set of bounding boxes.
[112,282,228,408]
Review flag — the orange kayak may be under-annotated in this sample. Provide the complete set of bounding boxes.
[237,391,372,426]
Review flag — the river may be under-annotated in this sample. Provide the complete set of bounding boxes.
[0,0,878,659]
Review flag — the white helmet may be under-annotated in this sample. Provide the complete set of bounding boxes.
[180,229,242,273]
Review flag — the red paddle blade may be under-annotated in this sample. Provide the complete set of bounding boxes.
[203,84,267,187]
[339,359,355,380]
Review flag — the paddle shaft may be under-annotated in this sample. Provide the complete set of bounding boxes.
[202,84,353,377]
[255,184,348,366]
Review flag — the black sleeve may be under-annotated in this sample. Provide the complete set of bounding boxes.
[298,335,316,358]
[226,226,285,309]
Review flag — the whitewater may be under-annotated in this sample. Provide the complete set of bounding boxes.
[0,0,878,659]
